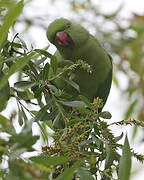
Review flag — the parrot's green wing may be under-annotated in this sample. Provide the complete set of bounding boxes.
[47,18,112,109]
[95,55,112,107]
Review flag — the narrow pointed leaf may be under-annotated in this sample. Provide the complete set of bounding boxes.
[35,49,52,58]
[79,95,92,108]
[14,81,36,90]
[30,155,71,166]
[118,135,132,180]
[59,100,86,108]
[61,76,80,92]
[0,0,24,48]
[42,63,50,81]
[56,160,81,180]
[77,167,95,180]
[51,55,58,74]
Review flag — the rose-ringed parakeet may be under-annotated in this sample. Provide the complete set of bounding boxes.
[47,18,112,109]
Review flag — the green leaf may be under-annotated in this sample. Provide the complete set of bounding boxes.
[104,5,123,19]
[59,100,86,108]
[0,71,10,111]
[33,86,43,99]
[0,0,24,48]
[45,120,53,130]
[58,92,72,99]
[0,1,14,8]
[11,42,22,49]
[93,124,100,136]
[132,125,138,140]
[56,160,81,180]
[53,112,65,129]
[18,109,24,126]
[61,76,80,92]
[0,92,9,112]
[14,81,36,90]
[124,99,138,119]
[112,74,119,88]
[10,130,39,151]
[16,36,28,50]
[30,110,38,115]
[51,55,58,74]
[79,95,92,108]
[0,114,9,128]
[99,111,112,119]
[30,155,71,166]
[17,89,34,100]
[42,63,50,81]
[47,84,60,97]
[115,132,124,142]
[35,49,52,58]
[28,61,38,76]
[77,167,95,180]
[118,135,132,180]
[105,144,120,169]
[35,57,47,65]
[0,52,35,91]
[34,101,53,122]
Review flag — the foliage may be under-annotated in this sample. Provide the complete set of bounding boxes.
[0,0,143,180]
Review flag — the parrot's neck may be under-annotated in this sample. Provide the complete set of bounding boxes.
[58,34,112,77]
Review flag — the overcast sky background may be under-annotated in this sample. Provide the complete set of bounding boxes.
[2,0,144,179]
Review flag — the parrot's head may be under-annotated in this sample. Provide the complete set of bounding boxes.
[47,18,89,49]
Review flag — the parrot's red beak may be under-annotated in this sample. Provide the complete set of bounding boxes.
[56,32,68,45]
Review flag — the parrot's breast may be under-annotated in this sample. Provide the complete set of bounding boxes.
[59,35,112,102]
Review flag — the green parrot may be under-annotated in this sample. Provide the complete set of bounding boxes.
[47,18,112,109]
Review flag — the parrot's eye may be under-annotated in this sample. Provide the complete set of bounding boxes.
[66,24,71,29]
